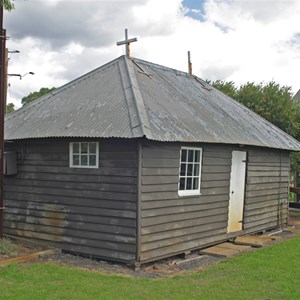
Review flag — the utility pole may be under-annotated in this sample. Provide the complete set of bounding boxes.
[0,3,6,239]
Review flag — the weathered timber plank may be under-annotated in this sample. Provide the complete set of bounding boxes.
[4,214,136,237]
[142,158,179,168]
[142,176,178,185]
[202,165,231,173]
[5,201,136,219]
[244,211,283,223]
[245,193,288,203]
[141,213,228,235]
[247,170,289,177]
[244,205,287,217]
[246,182,287,192]
[201,173,231,181]
[5,178,137,194]
[141,196,228,210]
[201,180,229,188]
[5,207,136,227]
[5,193,136,210]
[248,154,289,162]
[201,186,230,196]
[202,157,231,166]
[9,172,137,185]
[141,228,226,252]
[244,214,287,228]
[142,210,228,228]
[99,159,138,168]
[17,165,138,176]
[142,219,227,243]
[247,176,289,184]
[4,185,136,202]
[245,199,282,210]
[4,228,136,261]
[142,168,178,176]
[142,149,180,159]
[246,188,288,198]
[141,205,228,218]
[140,232,227,262]
[141,183,178,193]
[141,191,178,201]
[5,221,136,245]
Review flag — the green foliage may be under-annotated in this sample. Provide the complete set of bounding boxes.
[21,87,56,106]
[6,102,15,114]
[211,80,300,174]
[0,238,19,257]
[211,80,237,99]
[213,80,300,140]
[1,0,15,11]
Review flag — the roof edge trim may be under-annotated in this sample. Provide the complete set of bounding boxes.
[119,56,152,138]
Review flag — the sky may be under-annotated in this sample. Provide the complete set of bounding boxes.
[3,0,300,108]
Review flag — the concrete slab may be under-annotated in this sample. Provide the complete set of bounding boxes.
[199,242,252,258]
[216,242,252,252]
[234,236,265,247]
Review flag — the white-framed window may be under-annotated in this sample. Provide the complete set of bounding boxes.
[69,142,99,168]
[178,147,202,196]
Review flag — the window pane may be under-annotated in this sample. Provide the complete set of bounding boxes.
[73,143,79,154]
[81,155,88,166]
[193,164,200,176]
[188,150,194,162]
[89,143,97,154]
[81,143,88,154]
[187,164,193,176]
[89,155,96,166]
[193,178,199,190]
[181,149,187,162]
[194,150,200,162]
[186,177,192,190]
[180,163,186,176]
[73,155,79,165]
[179,178,185,190]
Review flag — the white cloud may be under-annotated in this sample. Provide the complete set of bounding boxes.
[4,0,300,108]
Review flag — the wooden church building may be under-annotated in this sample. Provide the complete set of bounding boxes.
[3,52,300,266]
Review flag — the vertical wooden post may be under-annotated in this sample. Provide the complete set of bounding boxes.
[0,4,6,239]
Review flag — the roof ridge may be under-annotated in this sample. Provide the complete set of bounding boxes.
[118,56,152,138]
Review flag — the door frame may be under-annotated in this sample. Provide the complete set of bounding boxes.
[227,150,247,233]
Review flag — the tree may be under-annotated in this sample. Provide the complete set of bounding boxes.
[6,102,14,113]
[1,0,15,11]
[21,87,56,106]
[211,80,300,175]
[211,80,300,140]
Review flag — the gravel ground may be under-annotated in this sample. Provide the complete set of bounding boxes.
[36,250,223,278]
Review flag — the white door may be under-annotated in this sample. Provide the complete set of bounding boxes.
[227,151,247,233]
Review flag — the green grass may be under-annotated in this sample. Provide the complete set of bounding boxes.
[1,236,300,300]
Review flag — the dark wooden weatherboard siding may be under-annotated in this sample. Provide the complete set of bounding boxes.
[139,141,289,263]
[243,148,289,233]
[4,139,138,263]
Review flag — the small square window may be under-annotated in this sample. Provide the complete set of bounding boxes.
[70,142,99,168]
[178,147,202,196]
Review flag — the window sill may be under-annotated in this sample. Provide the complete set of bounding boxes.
[178,191,201,197]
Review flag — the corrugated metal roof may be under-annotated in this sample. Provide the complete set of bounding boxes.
[5,55,300,151]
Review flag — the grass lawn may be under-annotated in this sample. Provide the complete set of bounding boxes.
[1,235,300,300]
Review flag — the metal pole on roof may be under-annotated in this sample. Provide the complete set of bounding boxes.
[0,3,6,239]
[188,51,192,76]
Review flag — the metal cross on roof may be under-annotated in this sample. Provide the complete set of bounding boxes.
[116,29,137,58]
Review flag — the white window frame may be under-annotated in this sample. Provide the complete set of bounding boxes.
[178,147,202,196]
[69,142,99,168]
